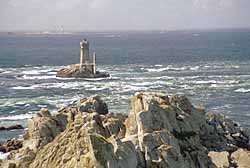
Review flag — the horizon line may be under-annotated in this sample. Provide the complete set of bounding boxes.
[1,27,250,33]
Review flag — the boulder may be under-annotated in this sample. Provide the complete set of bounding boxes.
[124,92,211,168]
[22,108,68,151]
[231,148,250,168]
[208,151,229,168]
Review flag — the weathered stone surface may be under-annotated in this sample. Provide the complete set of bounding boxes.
[78,96,109,115]
[1,92,250,168]
[208,151,229,168]
[27,112,137,168]
[231,148,250,168]
[0,139,22,153]
[56,65,109,78]
[22,108,66,151]
[203,112,250,152]
[124,92,212,168]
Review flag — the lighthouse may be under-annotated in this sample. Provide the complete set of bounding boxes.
[56,39,109,78]
[80,39,90,70]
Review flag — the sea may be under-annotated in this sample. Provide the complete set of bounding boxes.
[0,29,250,143]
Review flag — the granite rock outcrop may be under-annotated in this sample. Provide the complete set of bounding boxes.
[0,139,23,153]
[1,92,250,168]
[56,65,110,78]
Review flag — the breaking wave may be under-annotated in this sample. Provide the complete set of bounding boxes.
[234,88,250,93]
[0,114,33,121]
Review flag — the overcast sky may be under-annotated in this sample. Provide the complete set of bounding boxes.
[1,0,250,31]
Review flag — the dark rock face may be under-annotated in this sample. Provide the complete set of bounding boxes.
[78,96,109,115]
[202,112,250,152]
[1,92,250,168]
[0,139,23,153]
[0,125,24,131]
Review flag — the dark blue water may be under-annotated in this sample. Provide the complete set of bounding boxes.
[0,29,250,142]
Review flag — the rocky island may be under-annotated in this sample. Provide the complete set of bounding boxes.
[56,39,109,78]
[1,92,250,168]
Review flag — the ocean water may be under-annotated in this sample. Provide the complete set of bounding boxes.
[0,30,250,142]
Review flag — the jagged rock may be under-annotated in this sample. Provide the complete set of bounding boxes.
[103,116,126,139]
[203,112,250,152]
[208,151,229,168]
[231,148,250,168]
[27,112,137,168]
[124,92,211,168]
[0,139,22,153]
[22,108,67,151]
[1,92,250,168]
[37,108,51,118]
[56,66,109,78]
[169,95,193,114]
[78,96,109,115]
[57,96,109,120]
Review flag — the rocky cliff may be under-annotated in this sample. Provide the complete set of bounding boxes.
[1,92,250,168]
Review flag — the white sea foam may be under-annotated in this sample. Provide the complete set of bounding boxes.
[0,114,33,121]
[146,66,187,72]
[0,152,10,160]
[154,64,163,67]
[210,84,219,88]
[155,76,175,80]
[21,75,56,80]
[25,104,31,107]
[56,77,75,80]
[192,80,225,84]
[48,71,57,75]
[84,78,107,81]
[21,70,41,75]
[37,105,47,108]
[12,86,37,90]
[115,85,148,93]
[132,82,153,86]
[0,70,13,74]
[180,84,192,89]
[146,67,169,72]
[234,88,250,93]
[39,81,90,89]
[189,66,200,71]
[15,101,28,105]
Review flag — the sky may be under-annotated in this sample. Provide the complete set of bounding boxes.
[0,0,250,31]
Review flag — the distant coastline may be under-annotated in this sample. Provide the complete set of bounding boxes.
[1,31,78,35]
[1,27,250,36]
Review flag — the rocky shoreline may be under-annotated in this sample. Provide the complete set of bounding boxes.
[0,125,24,131]
[1,92,250,168]
[56,65,110,78]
